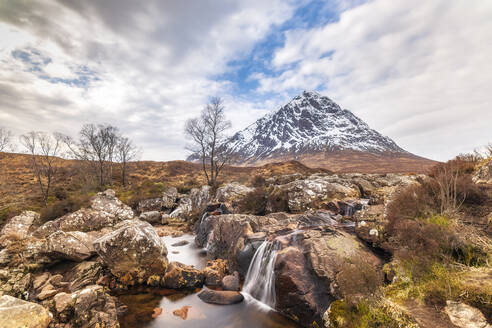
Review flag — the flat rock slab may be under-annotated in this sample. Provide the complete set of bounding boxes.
[197,289,244,305]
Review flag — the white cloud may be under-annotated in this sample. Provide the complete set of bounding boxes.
[0,0,299,160]
[256,0,492,160]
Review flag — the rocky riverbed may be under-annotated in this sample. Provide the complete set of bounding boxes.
[0,172,489,328]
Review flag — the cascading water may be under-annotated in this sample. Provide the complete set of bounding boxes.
[242,240,281,309]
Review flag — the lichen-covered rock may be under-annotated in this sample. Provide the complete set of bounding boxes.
[161,261,204,289]
[203,259,229,286]
[139,211,162,224]
[93,219,168,285]
[444,301,491,328]
[46,231,96,262]
[33,189,134,238]
[214,182,254,207]
[162,187,179,209]
[0,211,38,243]
[68,285,119,327]
[170,186,211,220]
[0,295,51,328]
[66,261,104,292]
[137,198,163,213]
[473,160,492,184]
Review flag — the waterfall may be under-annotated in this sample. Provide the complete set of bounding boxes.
[242,240,281,309]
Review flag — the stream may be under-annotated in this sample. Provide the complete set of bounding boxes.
[118,234,300,328]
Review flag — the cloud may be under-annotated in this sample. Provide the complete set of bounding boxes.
[0,0,299,160]
[255,0,492,160]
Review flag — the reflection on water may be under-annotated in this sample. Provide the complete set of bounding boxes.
[118,234,300,328]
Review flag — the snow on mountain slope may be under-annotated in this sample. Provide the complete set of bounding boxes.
[227,90,406,164]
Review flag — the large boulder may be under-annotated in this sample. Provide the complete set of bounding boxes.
[162,187,179,209]
[214,182,254,208]
[46,231,96,262]
[0,211,38,243]
[93,219,168,285]
[161,261,204,289]
[34,190,134,238]
[473,160,492,184]
[0,295,51,328]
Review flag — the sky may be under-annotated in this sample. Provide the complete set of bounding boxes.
[0,0,491,161]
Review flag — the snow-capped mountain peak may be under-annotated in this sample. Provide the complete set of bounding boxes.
[226,90,405,164]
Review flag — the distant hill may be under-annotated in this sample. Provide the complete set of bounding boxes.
[189,90,437,173]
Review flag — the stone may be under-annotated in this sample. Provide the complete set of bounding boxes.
[214,183,254,208]
[444,301,491,328]
[137,198,163,213]
[171,240,189,247]
[221,272,240,291]
[71,285,119,327]
[203,259,229,286]
[46,231,95,262]
[162,187,178,209]
[173,306,190,320]
[93,219,168,285]
[139,211,162,224]
[66,261,103,292]
[152,307,163,319]
[162,262,204,289]
[37,283,57,300]
[473,159,492,184]
[54,292,74,314]
[0,211,38,242]
[33,189,134,238]
[0,295,51,328]
[169,186,211,220]
[33,272,51,290]
[197,289,244,305]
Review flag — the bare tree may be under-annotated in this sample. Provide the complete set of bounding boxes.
[0,127,14,152]
[116,136,139,187]
[62,124,121,187]
[20,131,63,205]
[185,97,232,187]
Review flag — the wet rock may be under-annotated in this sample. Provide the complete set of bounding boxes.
[34,189,134,237]
[46,231,95,262]
[173,306,190,320]
[171,240,189,247]
[161,261,204,289]
[152,307,163,319]
[197,289,244,305]
[444,301,491,328]
[0,295,51,328]
[139,211,162,224]
[221,272,240,291]
[94,219,168,285]
[203,259,229,286]
[0,211,38,243]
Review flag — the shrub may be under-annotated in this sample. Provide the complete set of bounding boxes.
[39,193,92,223]
[237,187,267,215]
[266,187,290,213]
[250,175,266,188]
[337,256,383,301]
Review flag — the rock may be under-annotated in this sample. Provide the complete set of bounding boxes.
[444,301,491,328]
[203,259,229,286]
[33,272,51,290]
[54,292,74,314]
[214,182,254,208]
[152,307,163,319]
[161,262,204,289]
[139,211,162,224]
[137,198,163,213]
[37,283,57,300]
[473,159,492,184]
[170,186,211,220]
[0,211,38,242]
[0,270,32,299]
[46,231,96,262]
[173,306,190,320]
[197,289,244,305]
[171,240,189,247]
[221,272,240,291]
[162,187,178,209]
[34,189,134,238]
[71,285,119,327]
[0,295,51,328]
[66,261,104,292]
[93,219,168,285]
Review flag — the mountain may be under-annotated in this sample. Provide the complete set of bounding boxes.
[201,90,436,173]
